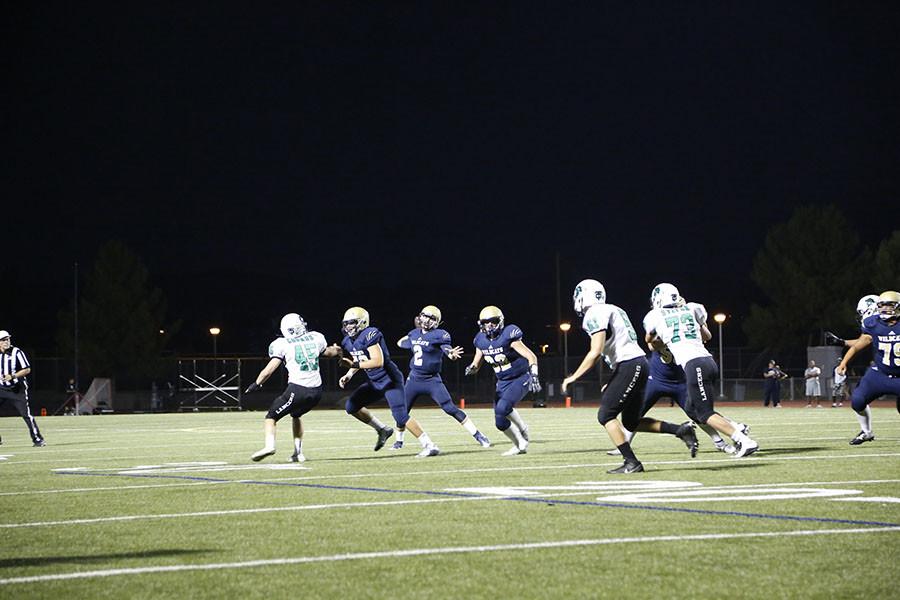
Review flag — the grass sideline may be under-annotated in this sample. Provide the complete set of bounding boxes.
[0,406,898,599]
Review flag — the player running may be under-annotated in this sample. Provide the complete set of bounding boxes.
[643,283,759,459]
[464,306,540,456]
[339,307,440,458]
[562,279,699,474]
[836,291,900,445]
[246,313,342,462]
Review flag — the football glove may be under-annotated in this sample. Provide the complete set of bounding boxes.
[244,382,261,394]
[464,364,478,376]
[824,331,845,347]
[527,365,541,393]
[528,373,542,394]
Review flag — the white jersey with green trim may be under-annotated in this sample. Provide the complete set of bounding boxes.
[268,331,327,387]
[580,303,645,367]
[643,302,711,367]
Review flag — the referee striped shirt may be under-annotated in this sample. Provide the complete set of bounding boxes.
[1,346,30,390]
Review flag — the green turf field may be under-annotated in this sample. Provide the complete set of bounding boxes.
[1,405,897,599]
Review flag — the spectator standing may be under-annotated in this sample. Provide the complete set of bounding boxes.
[763,360,787,407]
[804,360,822,408]
[0,330,45,446]
[832,364,847,408]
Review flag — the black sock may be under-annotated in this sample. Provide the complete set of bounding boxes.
[660,422,679,435]
[617,442,638,463]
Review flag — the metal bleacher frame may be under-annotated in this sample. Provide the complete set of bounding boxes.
[177,358,242,411]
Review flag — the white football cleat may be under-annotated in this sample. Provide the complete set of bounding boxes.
[251,447,276,462]
[416,444,440,458]
[733,438,759,458]
[288,452,306,463]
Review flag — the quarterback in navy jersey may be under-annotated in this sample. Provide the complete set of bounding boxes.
[397,306,491,449]
[464,306,541,456]
[339,307,440,457]
[837,291,900,445]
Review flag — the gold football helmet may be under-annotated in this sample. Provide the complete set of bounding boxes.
[342,307,370,337]
[419,305,442,330]
[478,305,504,339]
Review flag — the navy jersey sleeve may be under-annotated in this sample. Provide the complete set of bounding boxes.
[398,330,415,350]
[505,325,524,343]
[362,327,383,348]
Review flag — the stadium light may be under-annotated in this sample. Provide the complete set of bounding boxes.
[560,322,571,374]
[209,327,221,360]
[713,314,726,398]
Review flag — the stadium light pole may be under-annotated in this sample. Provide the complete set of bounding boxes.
[209,327,221,360]
[559,322,571,374]
[713,313,726,399]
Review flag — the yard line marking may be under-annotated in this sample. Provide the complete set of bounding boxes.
[832,497,900,503]
[0,481,229,497]
[41,472,900,528]
[0,496,491,528]
[1,527,898,585]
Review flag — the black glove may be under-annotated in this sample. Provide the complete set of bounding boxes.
[464,364,478,376]
[244,382,261,394]
[824,331,845,347]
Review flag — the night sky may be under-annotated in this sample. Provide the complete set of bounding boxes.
[6,3,899,356]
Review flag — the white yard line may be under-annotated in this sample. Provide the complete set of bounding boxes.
[1,527,897,585]
[0,495,492,529]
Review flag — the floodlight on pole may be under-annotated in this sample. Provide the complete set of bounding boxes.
[209,327,221,360]
[713,313,726,398]
[559,322,571,374]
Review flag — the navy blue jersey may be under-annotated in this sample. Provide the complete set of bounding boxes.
[341,327,404,390]
[862,315,900,377]
[648,351,685,385]
[473,324,529,381]
[400,328,452,380]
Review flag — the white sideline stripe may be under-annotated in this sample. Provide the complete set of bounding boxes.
[0,496,492,529]
[2,527,898,585]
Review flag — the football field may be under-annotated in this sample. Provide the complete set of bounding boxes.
[1,405,898,599]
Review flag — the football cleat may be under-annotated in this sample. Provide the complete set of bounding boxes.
[733,438,759,458]
[288,451,306,463]
[608,460,644,474]
[416,444,440,458]
[33,440,46,447]
[676,421,699,458]
[374,427,394,451]
[251,447,276,462]
[502,445,527,456]
[474,432,492,448]
[849,431,875,445]
[391,440,404,451]
[713,438,736,454]
[606,448,622,456]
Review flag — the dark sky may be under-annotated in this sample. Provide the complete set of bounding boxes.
[6,3,899,355]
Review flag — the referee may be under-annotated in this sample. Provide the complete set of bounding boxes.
[0,330,45,446]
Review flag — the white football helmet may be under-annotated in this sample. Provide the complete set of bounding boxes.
[651,283,684,309]
[573,279,606,316]
[856,294,879,322]
[877,291,900,320]
[342,307,370,337]
[280,313,308,339]
[478,305,504,339]
[419,305,442,330]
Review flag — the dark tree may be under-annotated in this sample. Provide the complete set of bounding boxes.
[744,205,871,351]
[873,230,900,292]
[57,241,179,386]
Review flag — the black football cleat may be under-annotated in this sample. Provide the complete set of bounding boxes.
[374,427,394,451]
[33,440,46,447]
[608,460,644,474]
[849,431,875,446]
[676,421,699,458]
